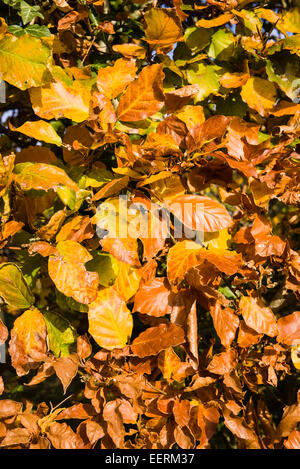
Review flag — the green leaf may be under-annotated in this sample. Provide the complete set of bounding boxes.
[0,34,51,90]
[1,0,22,8]
[0,263,35,309]
[185,26,214,54]
[186,62,222,101]
[26,25,51,38]
[218,286,237,299]
[81,169,114,189]
[208,29,238,61]
[86,252,119,288]
[43,311,77,357]
[57,186,77,209]
[20,1,44,25]
[266,52,300,102]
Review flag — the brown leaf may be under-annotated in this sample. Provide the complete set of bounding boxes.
[0,428,31,447]
[239,296,278,337]
[237,320,263,348]
[0,399,22,418]
[277,311,300,346]
[0,317,8,343]
[285,429,300,449]
[53,355,79,394]
[47,422,84,449]
[210,301,239,348]
[207,349,237,375]
[131,323,185,358]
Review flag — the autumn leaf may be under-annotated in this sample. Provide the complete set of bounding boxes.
[241,77,277,117]
[30,79,92,122]
[88,287,133,350]
[210,301,239,348]
[48,241,98,304]
[0,263,34,309]
[117,64,165,122]
[10,121,62,146]
[239,296,278,337]
[277,312,300,346]
[196,12,234,28]
[131,322,185,358]
[97,58,137,100]
[0,33,51,90]
[166,195,232,232]
[11,309,47,356]
[167,241,241,285]
[144,8,183,53]
[14,163,79,193]
[133,277,172,317]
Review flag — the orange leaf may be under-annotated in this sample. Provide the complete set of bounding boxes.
[112,43,146,59]
[117,64,164,122]
[277,311,300,346]
[131,322,185,358]
[166,195,232,232]
[210,301,239,348]
[196,12,234,28]
[239,296,278,337]
[97,58,136,99]
[11,309,47,356]
[133,277,172,317]
[144,8,183,53]
[220,72,249,89]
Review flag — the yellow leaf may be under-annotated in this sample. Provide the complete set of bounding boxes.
[10,121,62,146]
[0,34,51,90]
[12,309,47,355]
[88,287,133,350]
[14,163,78,192]
[113,261,141,302]
[203,228,231,250]
[241,77,277,117]
[144,8,183,53]
[48,241,98,304]
[291,345,300,370]
[30,79,91,123]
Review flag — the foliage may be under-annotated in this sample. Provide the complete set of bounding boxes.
[0,0,299,450]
